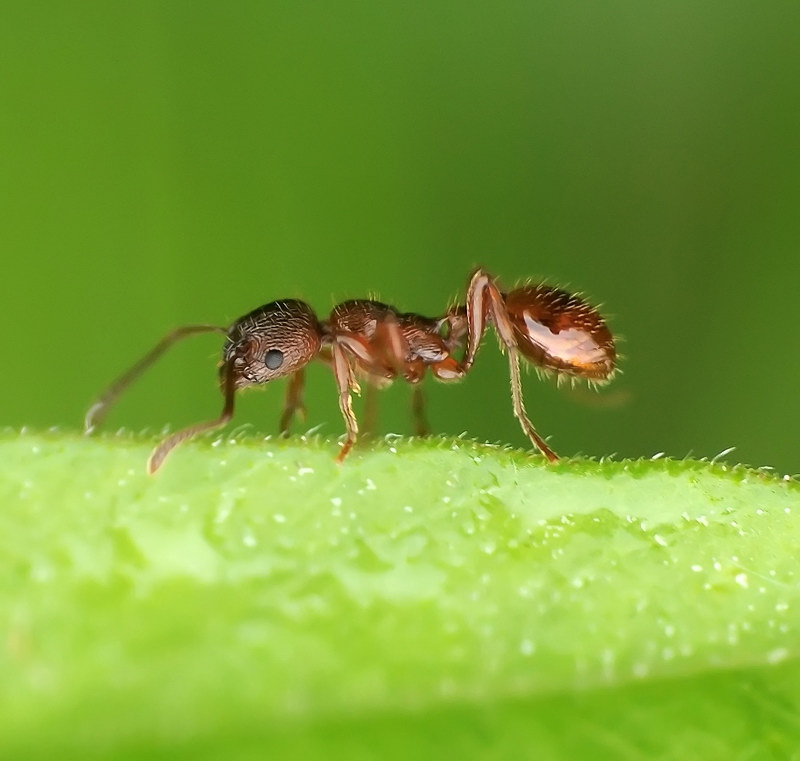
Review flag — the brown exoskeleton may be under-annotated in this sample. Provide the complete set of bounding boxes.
[85,268,616,472]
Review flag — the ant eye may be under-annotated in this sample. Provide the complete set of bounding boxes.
[264,349,284,370]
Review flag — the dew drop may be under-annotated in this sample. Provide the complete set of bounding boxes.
[767,647,789,664]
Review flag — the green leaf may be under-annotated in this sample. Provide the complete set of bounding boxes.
[2,430,799,760]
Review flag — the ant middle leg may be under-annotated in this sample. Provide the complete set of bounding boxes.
[411,384,429,437]
[361,382,379,437]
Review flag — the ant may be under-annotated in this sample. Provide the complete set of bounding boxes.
[85,268,616,473]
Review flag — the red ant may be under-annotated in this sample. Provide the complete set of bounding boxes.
[85,268,616,473]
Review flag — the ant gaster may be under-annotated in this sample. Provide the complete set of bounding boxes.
[85,268,616,473]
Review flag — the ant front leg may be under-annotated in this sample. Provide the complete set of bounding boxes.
[462,269,559,463]
[331,342,360,462]
[278,369,307,436]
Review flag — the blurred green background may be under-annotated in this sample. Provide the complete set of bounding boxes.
[2,1,798,473]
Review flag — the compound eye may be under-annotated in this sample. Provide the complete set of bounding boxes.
[264,349,284,370]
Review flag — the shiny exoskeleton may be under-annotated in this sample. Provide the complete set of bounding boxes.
[85,269,616,473]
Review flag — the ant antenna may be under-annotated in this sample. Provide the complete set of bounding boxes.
[84,324,227,433]
[147,359,237,474]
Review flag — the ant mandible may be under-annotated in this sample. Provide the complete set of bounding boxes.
[85,268,616,473]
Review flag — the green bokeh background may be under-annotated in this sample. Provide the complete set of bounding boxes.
[2,2,799,473]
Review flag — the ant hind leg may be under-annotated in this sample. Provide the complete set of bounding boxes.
[505,348,558,462]
[464,271,558,462]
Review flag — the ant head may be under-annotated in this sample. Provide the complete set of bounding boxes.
[222,299,322,389]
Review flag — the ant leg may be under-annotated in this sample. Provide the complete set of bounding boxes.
[336,316,402,439]
[362,383,378,437]
[85,324,227,433]
[359,371,396,437]
[147,360,237,474]
[374,314,408,375]
[331,343,359,461]
[411,384,429,436]
[463,269,558,462]
[279,369,307,435]
[486,284,559,462]
[505,347,558,462]
[460,268,494,373]
[372,316,431,436]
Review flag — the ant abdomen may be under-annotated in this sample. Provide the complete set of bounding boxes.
[503,285,616,382]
